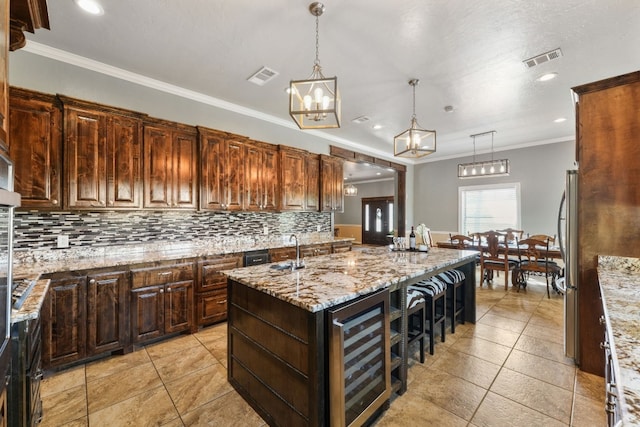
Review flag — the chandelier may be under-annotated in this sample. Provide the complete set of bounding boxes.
[393,79,436,158]
[289,2,341,129]
[344,183,357,196]
[458,131,510,178]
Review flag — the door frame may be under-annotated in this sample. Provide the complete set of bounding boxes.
[361,196,394,245]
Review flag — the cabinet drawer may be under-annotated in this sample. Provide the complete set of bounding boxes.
[269,247,296,262]
[196,290,228,325]
[131,263,194,289]
[198,255,242,292]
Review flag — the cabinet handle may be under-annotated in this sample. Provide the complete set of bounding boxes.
[166,288,172,292]
[600,341,610,350]
[89,279,96,285]
[599,315,606,325]
[218,299,227,304]
[160,289,164,293]
[52,199,58,205]
[158,272,172,276]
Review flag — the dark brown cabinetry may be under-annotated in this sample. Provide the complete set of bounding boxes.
[8,88,62,209]
[300,243,332,258]
[269,247,297,263]
[305,153,320,212]
[130,263,195,343]
[42,274,86,368]
[42,270,129,369]
[279,146,307,211]
[61,97,144,209]
[143,120,197,209]
[332,241,352,253]
[573,71,640,375]
[199,127,245,211]
[196,254,242,326]
[246,140,278,212]
[320,155,344,213]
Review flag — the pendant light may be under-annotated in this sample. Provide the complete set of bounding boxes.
[458,130,510,178]
[289,2,341,129]
[393,79,436,158]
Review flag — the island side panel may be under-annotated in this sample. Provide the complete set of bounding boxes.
[457,259,477,323]
[227,279,326,426]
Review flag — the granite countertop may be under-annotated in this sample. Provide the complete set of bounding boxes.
[598,255,640,426]
[12,233,353,278]
[223,246,477,312]
[11,279,50,324]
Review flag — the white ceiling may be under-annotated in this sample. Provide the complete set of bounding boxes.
[23,0,640,173]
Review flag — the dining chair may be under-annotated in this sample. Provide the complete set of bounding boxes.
[513,237,562,298]
[448,234,474,249]
[496,228,524,244]
[479,230,518,290]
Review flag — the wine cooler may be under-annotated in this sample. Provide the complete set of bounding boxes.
[328,289,390,426]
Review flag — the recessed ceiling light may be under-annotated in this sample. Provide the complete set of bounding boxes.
[536,72,558,82]
[376,172,381,176]
[372,124,383,130]
[444,105,454,113]
[554,117,567,123]
[74,0,104,15]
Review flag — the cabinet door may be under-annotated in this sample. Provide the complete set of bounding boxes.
[305,153,320,212]
[65,107,108,208]
[198,255,242,292]
[280,147,306,211]
[165,281,194,334]
[321,156,344,212]
[143,126,172,208]
[245,143,262,211]
[131,286,164,343]
[172,130,197,209]
[108,115,142,208]
[87,271,128,355]
[8,90,62,208]
[225,137,245,211]
[199,129,226,210]
[42,276,87,368]
[262,144,279,211]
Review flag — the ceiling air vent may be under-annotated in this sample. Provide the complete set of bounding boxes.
[352,115,371,124]
[247,66,279,86]
[523,48,563,69]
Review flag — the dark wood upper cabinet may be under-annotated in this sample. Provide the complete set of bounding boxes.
[279,146,306,211]
[320,155,344,213]
[245,140,278,212]
[8,87,62,208]
[198,127,245,211]
[9,0,49,51]
[143,120,197,209]
[60,96,144,209]
[305,153,320,212]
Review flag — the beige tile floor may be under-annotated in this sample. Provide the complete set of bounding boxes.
[39,273,606,426]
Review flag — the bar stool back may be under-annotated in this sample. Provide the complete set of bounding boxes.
[409,276,447,355]
[406,288,426,363]
[436,269,466,333]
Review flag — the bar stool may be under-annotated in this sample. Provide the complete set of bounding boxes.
[409,276,447,355]
[436,269,466,333]
[406,287,426,363]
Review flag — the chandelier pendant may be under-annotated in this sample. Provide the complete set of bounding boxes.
[458,131,510,178]
[289,2,341,129]
[394,79,436,158]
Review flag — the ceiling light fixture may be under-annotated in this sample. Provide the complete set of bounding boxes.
[289,2,340,129]
[394,79,436,158]
[537,72,558,82]
[344,175,357,196]
[74,0,104,15]
[458,130,509,179]
[554,117,567,123]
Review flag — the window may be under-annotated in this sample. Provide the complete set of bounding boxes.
[459,183,521,234]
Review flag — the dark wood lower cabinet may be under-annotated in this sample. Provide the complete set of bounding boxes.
[196,254,242,327]
[130,263,196,344]
[43,271,129,370]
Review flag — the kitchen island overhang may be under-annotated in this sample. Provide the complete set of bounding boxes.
[223,247,477,426]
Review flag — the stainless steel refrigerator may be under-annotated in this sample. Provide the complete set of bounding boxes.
[558,169,578,362]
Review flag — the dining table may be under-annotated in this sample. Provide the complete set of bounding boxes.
[436,240,563,260]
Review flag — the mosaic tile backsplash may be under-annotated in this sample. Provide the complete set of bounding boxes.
[13,210,331,252]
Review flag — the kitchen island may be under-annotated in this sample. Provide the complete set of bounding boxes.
[223,246,477,426]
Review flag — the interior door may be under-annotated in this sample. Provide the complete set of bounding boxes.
[362,196,394,245]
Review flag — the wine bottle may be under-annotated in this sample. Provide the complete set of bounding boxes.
[409,226,416,251]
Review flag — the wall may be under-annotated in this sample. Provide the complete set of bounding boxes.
[413,140,576,236]
[335,179,395,224]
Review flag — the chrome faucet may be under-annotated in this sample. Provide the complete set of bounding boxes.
[289,234,304,269]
